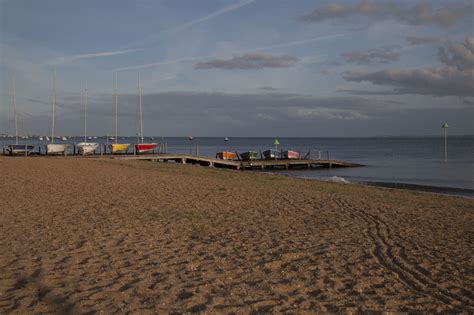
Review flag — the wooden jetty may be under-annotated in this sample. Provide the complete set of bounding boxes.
[110,154,362,170]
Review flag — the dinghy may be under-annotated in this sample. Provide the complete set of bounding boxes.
[216,151,237,160]
[46,67,68,155]
[240,151,257,161]
[134,73,157,154]
[109,72,131,154]
[283,150,299,159]
[76,81,98,155]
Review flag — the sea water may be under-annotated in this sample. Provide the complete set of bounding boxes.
[1,136,473,195]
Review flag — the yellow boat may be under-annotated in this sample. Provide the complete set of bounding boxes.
[110,143,130,153]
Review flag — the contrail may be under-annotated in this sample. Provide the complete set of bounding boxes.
[53,48,142,65]
[125,0,255,49]
[169,0,255,34]
[116,32,354,71]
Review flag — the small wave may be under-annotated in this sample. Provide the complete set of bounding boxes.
[324,176,350,184]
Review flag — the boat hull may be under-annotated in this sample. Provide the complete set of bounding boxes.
[283,150,299,159]
[135,143,157,154]
[7,144,35,155]
[240,151,257,161]
[110,143,130,153]
[263,149,281,159]
[77,142,99,155]
[46,143,68,155]
[216,151,237,160]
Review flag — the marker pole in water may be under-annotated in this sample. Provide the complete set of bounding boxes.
[442,123,448,163]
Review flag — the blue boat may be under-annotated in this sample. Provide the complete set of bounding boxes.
[7,144,35,155]
[263,149,281,159]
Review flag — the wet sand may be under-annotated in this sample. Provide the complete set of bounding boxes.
[0,156,473,313]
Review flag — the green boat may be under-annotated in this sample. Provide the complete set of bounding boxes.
[240,151,257,161]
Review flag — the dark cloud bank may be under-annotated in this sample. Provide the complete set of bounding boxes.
[195,53,298,70]
[344,37,474,97]
[300,0,471,28]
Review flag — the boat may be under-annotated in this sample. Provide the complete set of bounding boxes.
[45,136,50,141]
[39,136,44,141]
[6,79,35,155]
[240,151,257,161]
[61,136,67,141]
[188,136,193,141]
[216,151,237,160]
[134,73,157,154]
[224,137,229,142]
[109,72,131,154]
[7,144,35,155]
[283,150,299,159]
[46,67,68,155]
[76,81,99,155]
[263,149,281,159]
[109,136,115,141]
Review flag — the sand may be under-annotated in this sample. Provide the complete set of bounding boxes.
[0,156,473,313]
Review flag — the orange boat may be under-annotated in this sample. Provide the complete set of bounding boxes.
[216,151,237,160]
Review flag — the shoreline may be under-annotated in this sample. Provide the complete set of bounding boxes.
[1,157,473,313]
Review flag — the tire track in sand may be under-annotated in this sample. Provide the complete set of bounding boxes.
[331,196,473,310]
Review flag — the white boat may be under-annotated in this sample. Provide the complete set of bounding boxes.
[46,67,68,155]
[45,136,50,141]
[109,72,131,154]
[61,136,67,141]
[77,81,98,155]
[39,136,44,141]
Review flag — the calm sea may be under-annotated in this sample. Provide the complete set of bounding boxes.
[2,136,473,196]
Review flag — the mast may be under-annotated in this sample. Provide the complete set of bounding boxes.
[51,67,56,144]
[138,72,143,143]
[115,72,118,144]
[13,79,18,144]
[84,81,88,142]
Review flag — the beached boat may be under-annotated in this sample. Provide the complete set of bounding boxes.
[110,143,130,153]
[46,68,68,155]
[216,151,237,160]
[7,80,35,155]
[283,150,299,159]
[76,81,98,155]
[263,149,281,159]
[109,74,131,154]
[7,144,35,155]
[134,73,157,154]
[240,151,257,161]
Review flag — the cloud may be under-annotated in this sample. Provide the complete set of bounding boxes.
[194,53,298,70]
[116,33,351,72]
[342,46,400,65]
[344,67,473,97]
[288,108,371,120]
[53,49,141,65]
[438,36,474,69]
[406,36,440,46]
[343,37,474,97]
[300,0,471,28]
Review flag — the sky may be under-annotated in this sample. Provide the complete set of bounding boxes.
[0,0,473,137]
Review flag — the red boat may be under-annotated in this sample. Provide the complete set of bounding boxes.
[283,150,299,159]
[135,143,157,154]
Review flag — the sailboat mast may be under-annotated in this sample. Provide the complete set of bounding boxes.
[13,79,18,145]
[138,72,143,144]
[51,67,56,144]
[115,72,118,144]
[84,81,88,142]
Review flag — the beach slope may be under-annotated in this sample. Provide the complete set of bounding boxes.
[0,157,472,313]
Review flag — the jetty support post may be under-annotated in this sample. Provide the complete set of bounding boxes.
[326,150,329,160]
[181,158,186,164]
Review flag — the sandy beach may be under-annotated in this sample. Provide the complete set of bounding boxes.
[0,156,473,313]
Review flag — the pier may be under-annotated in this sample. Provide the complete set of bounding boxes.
[109,154,362,170]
